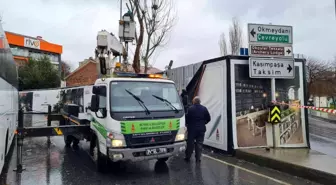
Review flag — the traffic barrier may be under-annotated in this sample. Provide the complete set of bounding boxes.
[272,101,336,114]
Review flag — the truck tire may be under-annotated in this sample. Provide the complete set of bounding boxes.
[64,135,72,147]
[158,157,169,162]
[92,135,108,173]
[73,138,79,146]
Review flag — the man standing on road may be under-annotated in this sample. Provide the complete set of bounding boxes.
[184,96,211,162]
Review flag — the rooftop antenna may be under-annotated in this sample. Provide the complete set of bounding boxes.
[167,60,173,70]
[163,60,173,78]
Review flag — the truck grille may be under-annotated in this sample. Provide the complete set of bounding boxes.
[126,134,175,148]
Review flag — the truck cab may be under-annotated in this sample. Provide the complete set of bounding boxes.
[88,72,186,172]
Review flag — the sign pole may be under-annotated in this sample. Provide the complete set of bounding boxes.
[271,78,276,148]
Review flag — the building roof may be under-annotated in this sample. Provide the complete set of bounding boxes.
[65,59,97,80]
[65,59,163,80]
[5,31,63,54]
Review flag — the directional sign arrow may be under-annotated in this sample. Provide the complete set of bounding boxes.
[271,106,280,114]
[250,28,256,38]
[287,64,293,73]
[286,49,291,54]
[271,114,281,122]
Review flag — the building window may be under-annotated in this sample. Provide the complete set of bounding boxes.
[10,47,29,57]
[29,52,59,63]
[9,45,59,63]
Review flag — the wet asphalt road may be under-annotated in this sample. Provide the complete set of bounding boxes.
[309,117,336,158]
[0,115,322,185]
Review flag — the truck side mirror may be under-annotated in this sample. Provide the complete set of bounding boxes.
[90,95,99,112]
[92,86,107,96]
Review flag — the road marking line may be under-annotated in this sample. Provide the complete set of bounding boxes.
[203,154,291,185]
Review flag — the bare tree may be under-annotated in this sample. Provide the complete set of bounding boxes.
[60,60,72,80]
[306,57,334,99]
[327,57,336,106]
[129,0,177,73]
[229,17,243,55]
[219,32,228,56]
[128,0,145,73]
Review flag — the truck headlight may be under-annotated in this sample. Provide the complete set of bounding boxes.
[111,139,126,147]
[106,131,126,148]
[175,127,187,141]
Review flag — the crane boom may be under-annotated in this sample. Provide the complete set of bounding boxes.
[95,30,124,77]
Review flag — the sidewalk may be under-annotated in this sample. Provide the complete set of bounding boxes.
[235,148,336,185]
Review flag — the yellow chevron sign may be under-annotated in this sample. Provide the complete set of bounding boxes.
[269,105,281,123]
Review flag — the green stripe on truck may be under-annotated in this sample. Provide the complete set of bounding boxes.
[91,119,107,138]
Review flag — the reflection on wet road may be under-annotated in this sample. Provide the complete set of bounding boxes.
[309,117,336,158]
[0,115,321,185]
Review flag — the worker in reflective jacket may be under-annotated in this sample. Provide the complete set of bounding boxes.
[184,96,211,162]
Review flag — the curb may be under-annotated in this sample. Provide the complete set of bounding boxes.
[235,149,336,185]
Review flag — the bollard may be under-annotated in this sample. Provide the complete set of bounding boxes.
[14,109,25,172]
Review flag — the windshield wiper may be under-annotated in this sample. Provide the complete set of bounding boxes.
[125,89,150,115]
[152,95,179,113]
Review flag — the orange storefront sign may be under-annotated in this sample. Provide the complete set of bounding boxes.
[0,37,3,49]
[5,32,63,54]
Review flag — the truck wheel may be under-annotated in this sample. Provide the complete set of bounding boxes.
[73,138,79,146]
[72,138,80,150]
[64,135,72,147]
[158,157,169,162]
[92,135,108,173]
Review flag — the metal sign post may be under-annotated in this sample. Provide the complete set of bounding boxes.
[271,78,276,148]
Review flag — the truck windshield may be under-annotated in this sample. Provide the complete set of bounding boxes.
[110,81,183,112]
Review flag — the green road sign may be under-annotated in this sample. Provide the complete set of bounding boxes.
[248,23,293,44]
[257,34,289,43]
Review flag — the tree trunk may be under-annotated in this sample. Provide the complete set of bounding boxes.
[143,33,151,74]
[144,59,148,74]
[132,0,144,74]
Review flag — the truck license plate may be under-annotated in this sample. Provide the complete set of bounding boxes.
[145,148,167,156]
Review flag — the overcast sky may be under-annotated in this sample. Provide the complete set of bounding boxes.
[1,0,336,70]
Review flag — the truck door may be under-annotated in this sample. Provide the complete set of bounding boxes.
[91,85,108,138]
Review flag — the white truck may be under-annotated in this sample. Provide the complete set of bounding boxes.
[61,30,187,172]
